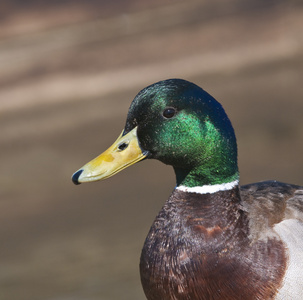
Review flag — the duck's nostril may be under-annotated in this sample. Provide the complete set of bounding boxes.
[118,142,128,151]
[72,169,83,185]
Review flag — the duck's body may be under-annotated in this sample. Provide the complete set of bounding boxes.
[141,181,303,299]
[72,79,303,299]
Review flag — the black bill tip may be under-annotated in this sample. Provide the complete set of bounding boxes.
[72,169,83,185]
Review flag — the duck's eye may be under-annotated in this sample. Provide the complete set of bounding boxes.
[163,107,176,119]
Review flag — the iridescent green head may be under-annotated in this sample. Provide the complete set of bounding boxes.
[124,79,238,187]
[72,79,239,188]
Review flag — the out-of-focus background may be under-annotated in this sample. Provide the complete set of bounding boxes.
[0,0,302,299]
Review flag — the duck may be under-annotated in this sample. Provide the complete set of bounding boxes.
[72,78,303,300]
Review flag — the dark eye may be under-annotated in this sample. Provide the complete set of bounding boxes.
[163,107,176,119]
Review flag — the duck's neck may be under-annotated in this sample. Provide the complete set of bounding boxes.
[174,166,239,190]
[177,179,239,194]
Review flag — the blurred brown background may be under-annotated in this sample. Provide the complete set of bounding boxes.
[0,0,302,299]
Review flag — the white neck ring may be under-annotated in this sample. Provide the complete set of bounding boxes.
[176,180,239,195]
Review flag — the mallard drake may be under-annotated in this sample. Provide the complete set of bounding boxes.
[72,79,303,300]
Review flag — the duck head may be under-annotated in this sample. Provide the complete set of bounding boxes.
[72,79,239,188]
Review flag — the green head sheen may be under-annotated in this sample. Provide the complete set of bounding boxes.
[124,79,239,188]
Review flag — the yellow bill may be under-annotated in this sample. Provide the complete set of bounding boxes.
[72,127,147,184]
